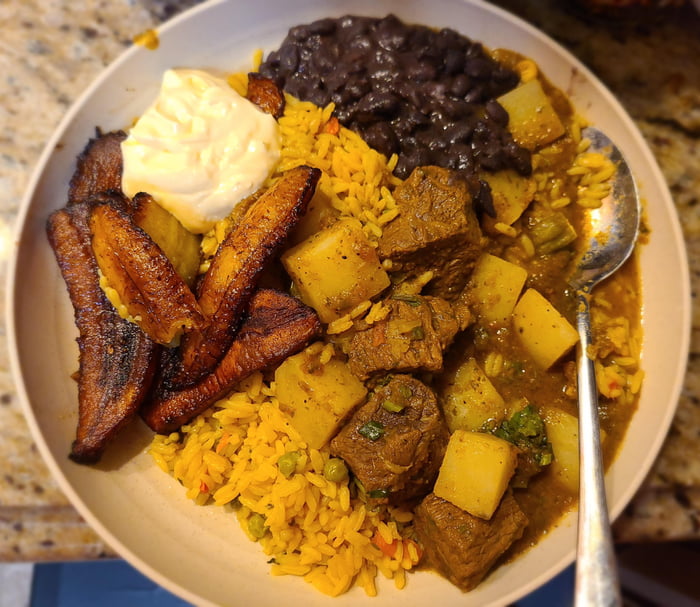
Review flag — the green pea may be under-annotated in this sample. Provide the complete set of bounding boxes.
[248,513,267,539]
[323,458,349,483]
[277,451,300,478]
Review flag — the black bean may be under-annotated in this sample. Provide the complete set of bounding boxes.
[260,51,279,73]
[339,15,368,37]
[307,88,329,108]
[438,27,463,47]
[288,25,309,42]
[355,91,400,117]
[474,180,496,217]
[349,34,372,52]
[464,84,486,104]
[376,17,408,51]
[478,150,505,172]
[396,145,431,178]
[466,42,485,59]
[279,44,299,73]
[391,117,413,137]
[422,81,448,100]
[415,127,437,148]
[259,15,531,182]
[330,90,346,106]
[472,119,491,141]
[394,157,412,179]
[449,74,471,98]
[406,61,437,82]
[493,66,520,87]
[428,149,451,167]
[335,107,355,123]
[465,57,493,79]
[307,18,337,36]
[344,78,371,101]
[299,45,316,66]
[440,98,470,120]
[361,122,399,156]
[311,52,335,76]
[452,144,474,170]
[286,73,309,98]
[409,28,432,53]
[446,121,475,144]
[322,70,344,93]
[443,49,465,75]
[369,68,396,87]
[506,140,533,176]
[402,107,430,130]
[485,100,509,127]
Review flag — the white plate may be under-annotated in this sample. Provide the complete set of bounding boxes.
[7,0,691,605]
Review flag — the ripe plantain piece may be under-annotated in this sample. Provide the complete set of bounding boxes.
[142,288,321,433]
[131,192,201,288]
[246,73,285,118]
[89,195,205,346]
[67,130,127,205]
[175,165,321,386]
[47,196,160,464]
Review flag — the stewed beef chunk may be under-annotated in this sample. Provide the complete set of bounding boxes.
[376,166,484,300]
[330,375,448,506]
[414,492,528,591]
[347,294,461,381]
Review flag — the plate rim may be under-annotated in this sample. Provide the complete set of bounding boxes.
[5,0,691,605]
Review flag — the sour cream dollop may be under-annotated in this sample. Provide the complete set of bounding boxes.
[121,68,281,234]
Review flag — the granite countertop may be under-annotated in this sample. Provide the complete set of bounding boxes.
[1,0,698,561]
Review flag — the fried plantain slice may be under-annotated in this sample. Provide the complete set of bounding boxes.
[89,195,204,346]
[175,165,321,386]
[142,288,321,433]
[68,130,127,205]
[246,73,286,118]
[47,196,160,464]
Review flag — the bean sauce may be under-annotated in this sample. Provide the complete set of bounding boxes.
[260,14,532,213]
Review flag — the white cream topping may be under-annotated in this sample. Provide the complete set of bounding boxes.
[121,68,280,233]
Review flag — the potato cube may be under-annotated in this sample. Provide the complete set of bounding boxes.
[467,254,528,324]
[543,407,606,494]
[275,346,367,449]
[497,79,566,150]
[441,357,508,432]
[542,407,579,494]
[434,430,517,520]
[290,189,339,244]
[282,218,390,322]
[481,169,536,226]
[512,288,579,369]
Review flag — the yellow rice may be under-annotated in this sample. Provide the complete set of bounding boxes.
[273,96,402,240]
[150,372,420,597]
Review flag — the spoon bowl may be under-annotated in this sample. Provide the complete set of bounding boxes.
[570,127,641,292]
[570,126,641,607]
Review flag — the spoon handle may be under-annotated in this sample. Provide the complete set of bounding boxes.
[574,290,622,607]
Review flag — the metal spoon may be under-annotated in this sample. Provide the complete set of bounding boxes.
[569,126,640,607]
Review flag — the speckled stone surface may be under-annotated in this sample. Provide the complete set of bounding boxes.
[0,0,698,561]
